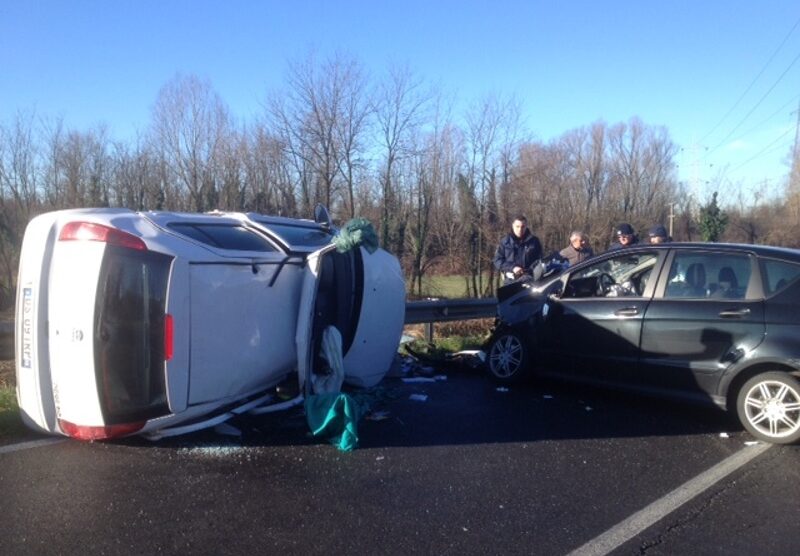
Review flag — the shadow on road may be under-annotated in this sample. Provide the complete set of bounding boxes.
[111,369,738,452]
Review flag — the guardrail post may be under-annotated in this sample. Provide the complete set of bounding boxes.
[424,322,434,343]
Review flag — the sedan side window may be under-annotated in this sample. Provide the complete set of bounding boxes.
[168,223,278,252]
[761,259,800,295]
[563,252,658,299]
[664,253,751,299]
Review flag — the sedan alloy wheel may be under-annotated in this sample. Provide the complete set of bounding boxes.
[737,372,800,444]
[487,331,529,383]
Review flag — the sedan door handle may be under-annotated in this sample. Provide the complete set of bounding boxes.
[719,308,751,318]
[614,307,640,317]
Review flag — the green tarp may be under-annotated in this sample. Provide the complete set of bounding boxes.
[333,217,378,254]
[304,392,367,452]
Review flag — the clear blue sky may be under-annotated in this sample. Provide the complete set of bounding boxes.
[2,1,799,202]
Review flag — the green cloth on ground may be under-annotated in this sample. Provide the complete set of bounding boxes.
[305,392,368,451]
[333,218,378,254]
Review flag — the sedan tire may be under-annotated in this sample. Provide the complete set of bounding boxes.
[487,330,530,384]
[736,372,800,444]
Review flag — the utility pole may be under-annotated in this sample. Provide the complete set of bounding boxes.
[789,100,800,219]
[681,139,708,216]
[791,99,800,191]
[668,203,676,238]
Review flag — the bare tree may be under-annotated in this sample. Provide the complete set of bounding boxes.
[333,59,371,218]
[110,136,166,210]
[151,74,231,211]
[405,95,455,296]
[373,64,429,253]
[266,52,369,219]
[242,123,296,215]
[0,113,40,300]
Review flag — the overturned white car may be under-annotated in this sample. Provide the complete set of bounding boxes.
[15,208,405,440]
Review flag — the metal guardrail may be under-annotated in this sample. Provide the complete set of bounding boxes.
[404,297,497,324]
[0,299,498,352]
[404,297,497,341]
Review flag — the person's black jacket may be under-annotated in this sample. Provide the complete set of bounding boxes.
[493,230,542,277]
[606,236,639,252]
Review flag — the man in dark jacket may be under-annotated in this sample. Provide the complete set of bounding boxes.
[606,223,638,252]
[559,230,594,266]
[493,215,542,285]
[647,224,671,244]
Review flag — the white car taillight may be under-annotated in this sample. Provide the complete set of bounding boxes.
[59,221,147,251]
[164,314,174,361]
[58,419,146,440]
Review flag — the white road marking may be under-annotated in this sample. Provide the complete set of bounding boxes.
[568,442,773,556]
[0,437,65,455]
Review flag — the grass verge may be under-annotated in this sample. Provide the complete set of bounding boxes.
[0,359,28,442]
[0,384,26,441]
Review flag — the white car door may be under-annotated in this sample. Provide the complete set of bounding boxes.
[296,244,405,392]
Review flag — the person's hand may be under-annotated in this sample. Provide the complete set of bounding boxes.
[513,266,523,276]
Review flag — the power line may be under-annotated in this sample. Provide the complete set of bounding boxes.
[728,126,795,173]
[699,14,800,145]
[708,50,800,156]
[735,93,800,139]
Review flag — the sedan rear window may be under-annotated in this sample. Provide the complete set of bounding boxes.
[168,223,277,252]
[94,246,173,424]
[665,252,751,299]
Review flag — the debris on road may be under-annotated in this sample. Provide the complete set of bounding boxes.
[305,392,367,452]
[366,410,390,421]
[409,394,429,402]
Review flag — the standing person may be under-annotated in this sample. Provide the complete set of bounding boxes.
[647,224,671,244]
[559,230,594,266]
[493,215,542,285]
[606,223,638,252]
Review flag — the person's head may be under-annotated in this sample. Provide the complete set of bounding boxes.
[615,223,635,246]
[569,230,588,250]
[511,216,528,239]
[648,225,669,244]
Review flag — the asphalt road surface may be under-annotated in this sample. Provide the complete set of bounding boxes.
[1,365,798,555]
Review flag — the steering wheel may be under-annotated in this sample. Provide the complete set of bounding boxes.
[597,272,615,295]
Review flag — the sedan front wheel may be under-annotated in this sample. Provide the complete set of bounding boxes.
[736,372,800,444]
[486,331,530,384]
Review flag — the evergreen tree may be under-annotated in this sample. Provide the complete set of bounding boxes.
[698,191,728,242]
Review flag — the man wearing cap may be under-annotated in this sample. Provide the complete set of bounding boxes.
[648,224,671,244]
[606,223,638,252]
[493,215,542,285]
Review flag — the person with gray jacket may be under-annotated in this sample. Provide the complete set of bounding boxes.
[559,230,594,266]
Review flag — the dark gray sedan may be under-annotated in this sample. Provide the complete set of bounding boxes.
[486,242,800,444]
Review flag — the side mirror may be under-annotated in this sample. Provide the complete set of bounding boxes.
[313,204,332,228]
[548,280,564,299]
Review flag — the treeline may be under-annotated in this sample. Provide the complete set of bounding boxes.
[1,54,799,307]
